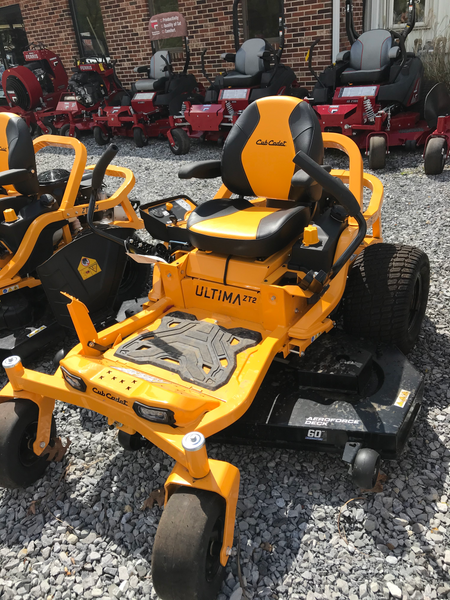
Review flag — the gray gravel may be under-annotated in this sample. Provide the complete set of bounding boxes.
[0,135,449,600]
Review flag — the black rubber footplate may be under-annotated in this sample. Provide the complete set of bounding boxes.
[114,311,262,390]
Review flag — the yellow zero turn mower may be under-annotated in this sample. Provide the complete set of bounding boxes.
[0,96,429,600]
[0,112,152,361]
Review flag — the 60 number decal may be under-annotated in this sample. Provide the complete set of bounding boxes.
[306,429,326,441]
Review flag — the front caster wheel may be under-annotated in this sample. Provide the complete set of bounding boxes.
[93,126,111,146]
[0,399,57,489]
[352,448,380,489]
[59,123,79,138]
[152,487,226,600]
[424,137,447,175]
[368,135,386,170]
[169,128,190,155]
[133,127,148,148]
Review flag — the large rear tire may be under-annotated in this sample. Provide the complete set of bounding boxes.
[152,487,226,600]
[0,399,57,489]
[343,243,430,354]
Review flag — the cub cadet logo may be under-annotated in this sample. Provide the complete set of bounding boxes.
[256,139,287,147]
[92,387,128,406]
[0,146,7,152]
[195,285,257,306]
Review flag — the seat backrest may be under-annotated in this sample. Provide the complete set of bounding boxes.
[0,112,39,196]
[235,38,267,76]
[349,29,393,72]
[221,96,323,202]
[149,50,171,80]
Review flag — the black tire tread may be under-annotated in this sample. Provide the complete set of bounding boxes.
[424,137,447,175]
[152,487,225,600]
[0,399,56,489]
[343,243,429,354]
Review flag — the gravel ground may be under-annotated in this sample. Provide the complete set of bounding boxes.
[0,135,449,600]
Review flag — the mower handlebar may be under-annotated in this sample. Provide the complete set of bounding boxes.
[293,151,361,217]
[92,144,119,190]
[293,150,367,284]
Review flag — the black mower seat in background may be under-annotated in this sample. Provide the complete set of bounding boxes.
[132,50,171,92]
[186,97,324,258]
[221,38,269,88]
[341,29,393,85]
[0,113,39,196]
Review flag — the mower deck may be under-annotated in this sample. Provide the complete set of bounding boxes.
[213,329,423,460]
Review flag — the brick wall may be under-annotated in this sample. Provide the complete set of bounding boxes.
[0,0,365,91]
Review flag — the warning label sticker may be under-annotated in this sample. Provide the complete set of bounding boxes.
[78,256,101,281]
[395,389,411,408]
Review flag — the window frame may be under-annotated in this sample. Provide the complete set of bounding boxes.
[68,0,109,59]
[389,0,430,30]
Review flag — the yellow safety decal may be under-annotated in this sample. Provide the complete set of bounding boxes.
[1,284,19,295]
[27,325,47,338]
[394,389,411,408]
[78,256,102,280]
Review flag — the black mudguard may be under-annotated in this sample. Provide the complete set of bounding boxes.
[37,226,131,329]
[424,82,450,130]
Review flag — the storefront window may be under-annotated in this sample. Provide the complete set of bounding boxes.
[244,0,281,41]
[69,0,109,57]
[0,4,28,100]
[393,0,426,25]
[0,4,28,68]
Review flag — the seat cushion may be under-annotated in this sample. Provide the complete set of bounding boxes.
[340,64,390,85]
[187,198,311,258]
[222,71,263,88]
[134,78,158,91]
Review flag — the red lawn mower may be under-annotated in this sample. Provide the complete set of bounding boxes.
[308,0,450,173]
[167,0,301,155]
[92,12,200,148]
[0,44,68,133]
[34,55,126,138]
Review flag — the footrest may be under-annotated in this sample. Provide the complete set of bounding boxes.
[114,311,262,390]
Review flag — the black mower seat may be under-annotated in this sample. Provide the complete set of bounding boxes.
[341,29,393,85]
[186,96,324,258]
[133,50,170,92]
[222,38,269,88]
[0,112,39,197]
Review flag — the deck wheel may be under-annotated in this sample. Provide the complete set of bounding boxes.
[424,137,447,175]
[0,399,57,489]
[152,487,226,600]
[352,448,380,489]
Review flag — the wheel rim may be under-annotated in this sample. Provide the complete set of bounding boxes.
[205,515,223,582]
[408,272,423,332]
[19,421,41,468]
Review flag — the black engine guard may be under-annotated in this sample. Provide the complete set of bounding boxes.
[212,329,423,461]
